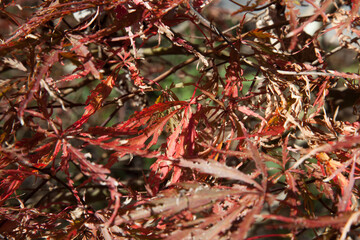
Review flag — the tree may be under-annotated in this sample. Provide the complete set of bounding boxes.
[1,0,360,239]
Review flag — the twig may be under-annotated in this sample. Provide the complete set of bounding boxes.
[151,56,197,84]
[277,69,360,79]
[188,1,240,54]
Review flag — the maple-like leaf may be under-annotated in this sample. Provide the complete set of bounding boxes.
[17,49,60,125]
[67,74,115,130]
[68,34,102,79]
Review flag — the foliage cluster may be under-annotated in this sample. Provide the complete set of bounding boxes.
[1,0,360,239]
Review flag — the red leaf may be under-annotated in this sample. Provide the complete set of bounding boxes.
[128,109,179,148]
[128,101,187,120]
[67,74,115,130]
[167,107,192,157]
[68,34,102,79]
[261,213,353,229]
[18,49,60,125]
[284,171,298,193]
[58,69,90,82]
[147,158,172,194]
[0,170,27,204]
[237,106,266,123]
